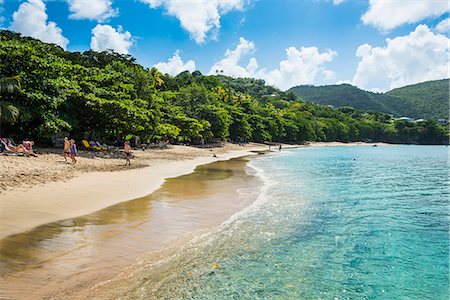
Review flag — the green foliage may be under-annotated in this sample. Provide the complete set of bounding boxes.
[288,84,394,114]
[0,76,21,124]
[154,123,181,140]
[289,80,449,120]
[1,30,448,145]
[386,79,449,120]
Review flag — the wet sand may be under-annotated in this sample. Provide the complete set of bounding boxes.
[0,147,265,240]
[0,157,262,299]
[0,143,267,192]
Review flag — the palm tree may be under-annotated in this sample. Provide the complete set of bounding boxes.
[150,67,164,87]
[0,76,21,124]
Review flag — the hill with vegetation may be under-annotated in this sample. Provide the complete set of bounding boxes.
[386,79,449,120]
[0,30,448,145]
[289,80,449,120]
[287,84,394,114]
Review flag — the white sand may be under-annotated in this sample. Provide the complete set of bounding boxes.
[0,149,261,240]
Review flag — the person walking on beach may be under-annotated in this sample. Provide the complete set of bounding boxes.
[124,141,132,166]
[63,137,70,161]
[69,139,77,164]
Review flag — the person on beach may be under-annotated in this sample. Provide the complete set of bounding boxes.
[163,135,169,147]
[22,140,38,157]
[124,141,132,165]
[279,144,282,151]
[63,137,70,161]
[6,140,17,152]
[69,139,77,164]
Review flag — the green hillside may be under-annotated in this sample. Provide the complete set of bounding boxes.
[0,30,448,145]
[288,84,395,114]
[386,79,449,120]
[289,80,449,120]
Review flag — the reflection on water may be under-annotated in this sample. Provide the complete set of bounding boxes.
[0,157,260,299]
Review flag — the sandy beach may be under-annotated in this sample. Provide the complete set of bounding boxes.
[0,141,386,240]
[0,143,276,239]
[0,143,263,192]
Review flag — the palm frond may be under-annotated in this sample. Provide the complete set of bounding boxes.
[0,101,20,123]
[0,76,21,93]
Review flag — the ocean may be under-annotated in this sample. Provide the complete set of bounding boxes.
[120,145,449,299]
[1,145,448,299]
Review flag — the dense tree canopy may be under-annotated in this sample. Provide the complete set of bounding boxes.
[0,30,448,145]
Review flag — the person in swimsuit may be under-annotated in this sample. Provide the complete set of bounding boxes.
[69,139,77,164]
[63,137,70,162]
[124,141,132,165]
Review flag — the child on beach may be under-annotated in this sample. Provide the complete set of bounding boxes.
[63,137,70,161]
[69,139,77,164]
[124,141,132,165]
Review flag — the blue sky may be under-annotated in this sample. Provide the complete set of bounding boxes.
[0,0,449,91]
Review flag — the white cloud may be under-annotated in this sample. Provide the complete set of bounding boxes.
[67,0,118,22]
[265,47,337,90]
[154,51,196,76]
[322,69,336,81]
[332,0,345,5]
[9,0,69,49]
[140,0,246,43]
[362,0,449,31]
[209,37,255,77]
[352,25,450,91]
[435,18,450,34]
[209,37,337,90]
[90,24,133,54]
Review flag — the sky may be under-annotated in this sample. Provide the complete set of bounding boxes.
[0,0,449,91]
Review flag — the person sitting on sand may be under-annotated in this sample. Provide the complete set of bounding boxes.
[63,137,70,162]
[69,139,77,164]
[163,135,169,146]
[22,140,38,157]
[124,141,132,166]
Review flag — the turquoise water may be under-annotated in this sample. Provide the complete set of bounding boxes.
[126,146,449,299]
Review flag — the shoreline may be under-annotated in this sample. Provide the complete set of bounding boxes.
[0,155,263,300]
[0,147,265,240]
[0,142,443,299]
[0,141,388,240]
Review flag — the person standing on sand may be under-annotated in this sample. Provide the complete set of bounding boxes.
[63,137,70,161]
[124,141,132,166]
[69,139,77,164]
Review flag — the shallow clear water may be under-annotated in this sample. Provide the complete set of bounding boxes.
[125,145,449,299]
[0,158,260,299]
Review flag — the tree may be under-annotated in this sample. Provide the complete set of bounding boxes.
[150,67,164,87]
[0,76,21,124]
[0,30,447,145]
